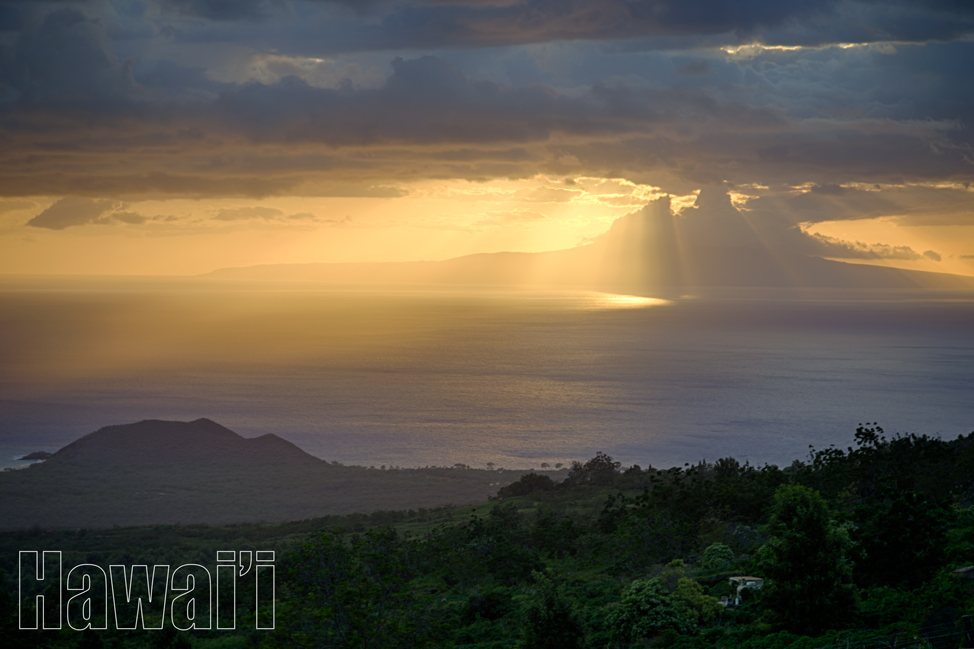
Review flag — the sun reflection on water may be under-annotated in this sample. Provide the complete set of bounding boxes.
[587,293,674,309]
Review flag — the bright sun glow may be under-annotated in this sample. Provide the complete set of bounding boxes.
[588,294,674,310]
[0,177,670,276]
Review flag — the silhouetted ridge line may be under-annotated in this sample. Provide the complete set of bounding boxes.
[200,201,974,291]
[0,419,529,529]
[47,418,322,466]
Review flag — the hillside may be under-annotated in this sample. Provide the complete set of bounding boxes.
[45,418,322,466]
[0,419,531,530]
[3,425,973,649]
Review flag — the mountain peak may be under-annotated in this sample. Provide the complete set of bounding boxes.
[47,419,321,466]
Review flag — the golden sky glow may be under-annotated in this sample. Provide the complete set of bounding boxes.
[806,219,974,277]
[1,1,973,281]
[0,177,685,275]
[6,175,973,278]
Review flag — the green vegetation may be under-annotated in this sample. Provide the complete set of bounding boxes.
[756,485,856,635]
[516,573,586,649]
[0,460,538,530]
[3,424,974,648]
[0,419,543,530]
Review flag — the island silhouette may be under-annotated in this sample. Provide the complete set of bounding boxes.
[0,419,532,530]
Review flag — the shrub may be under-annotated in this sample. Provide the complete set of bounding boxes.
[497,472,556,498]
[701,543,735,570]
[517,573,586,649]
[607,578,695,645]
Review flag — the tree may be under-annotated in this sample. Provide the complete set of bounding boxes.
[0,569,32,649]
[701,542,735,570]
[757,485,856,635]
[657,561,721,627]
[852,491,952,589]
[517,573,585,649]
[672,578,722,625]
[497,472,556,498]
[607,578,695,646]
[531,508,581,559]
[150,627,191,649]
[566,452,622,486]
[274,528,437,649]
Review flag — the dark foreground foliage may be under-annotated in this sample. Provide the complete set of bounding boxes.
[3,424,974,649]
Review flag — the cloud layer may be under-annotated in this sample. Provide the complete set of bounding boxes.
[1,0,972,247]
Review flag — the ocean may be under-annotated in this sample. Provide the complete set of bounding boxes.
[1,278,972,471]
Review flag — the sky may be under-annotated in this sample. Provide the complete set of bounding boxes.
[1,0,973,277]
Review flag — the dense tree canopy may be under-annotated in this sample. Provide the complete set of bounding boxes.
[757,485,857,635]
[2,425,974,649]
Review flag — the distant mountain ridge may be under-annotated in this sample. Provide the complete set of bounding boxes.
[0,419,533,530]
[48,418,322,466]
[201,197,974,291]
[202,240,974,291]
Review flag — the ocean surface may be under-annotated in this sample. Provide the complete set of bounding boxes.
[1,277,972,471]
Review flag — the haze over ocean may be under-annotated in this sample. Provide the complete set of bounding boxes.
[2,280,971,471]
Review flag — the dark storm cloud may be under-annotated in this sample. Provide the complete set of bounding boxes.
[0,1,971,210]
[805,233,929,261]
[4,1,974,57]
[132,59,229,100]
[743,184,974,227]
[675,60,711,77]
[156,0,834,33]
[156,0,284,22]
[212,55,635,146]
[26,196,118,229]
[0,6,137,104]
[370,0,832,47]
[139,0,974,51]
[735,1,974,48]
[1,49,970,197]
